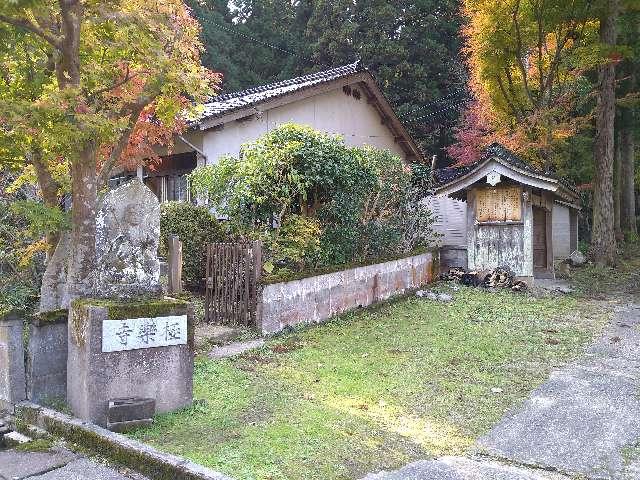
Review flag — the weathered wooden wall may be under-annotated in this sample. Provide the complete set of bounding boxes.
[426,196,467,247]
[466,187,534,278]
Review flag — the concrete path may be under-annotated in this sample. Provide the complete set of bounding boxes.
[208,338,265,359]
[0,446,148,480]
[362,456,570,480]
[479,303,640,479]
[364,303,640,480]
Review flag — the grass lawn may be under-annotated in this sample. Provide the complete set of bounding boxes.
[130,286,607,480]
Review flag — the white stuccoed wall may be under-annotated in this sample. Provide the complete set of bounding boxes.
[189,85,406,164]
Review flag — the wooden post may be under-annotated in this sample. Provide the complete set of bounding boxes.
[167,235,183,295]
[251,240,263,329]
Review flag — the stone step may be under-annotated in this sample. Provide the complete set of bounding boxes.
[208,339,265,359]
[3,431,32,447]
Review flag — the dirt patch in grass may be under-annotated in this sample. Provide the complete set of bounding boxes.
[130,287,609,480]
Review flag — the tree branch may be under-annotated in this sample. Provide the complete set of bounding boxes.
[496,75,524,122]
[86,65,144,101]
[0,14,62,49]
[511,0,535,106]
[96,99,151,188]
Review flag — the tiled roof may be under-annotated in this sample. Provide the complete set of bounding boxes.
[435,143,577,193]
[195,63,362,124]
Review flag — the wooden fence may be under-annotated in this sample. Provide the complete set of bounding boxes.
[204,240,262,326]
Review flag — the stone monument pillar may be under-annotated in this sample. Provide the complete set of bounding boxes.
[67,180,194,429]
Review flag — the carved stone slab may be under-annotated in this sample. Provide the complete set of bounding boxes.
[102,315,188,353]
[95,180,161,298]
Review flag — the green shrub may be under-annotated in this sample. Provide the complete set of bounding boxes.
[159,202,226,288]
[262,214,321,272]
[0,176,44,315]
[188,124,438,279]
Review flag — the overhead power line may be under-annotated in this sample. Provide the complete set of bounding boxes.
[399,89,469,117]
[201,17,308,60]
[405,100,470,122]
[203,17,467,120]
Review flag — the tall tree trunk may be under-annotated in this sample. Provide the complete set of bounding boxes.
[614,127,622,237]
[620,55,637,237]
[620,114,637,235]
[66,144,98,301]
[30,150,62,257]
[590,0,619,266]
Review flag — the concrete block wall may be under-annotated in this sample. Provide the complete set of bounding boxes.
[27,311,68,405]
[0,311,26,411]
[259,251,436,335]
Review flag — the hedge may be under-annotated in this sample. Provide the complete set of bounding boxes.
[159,202,226,288]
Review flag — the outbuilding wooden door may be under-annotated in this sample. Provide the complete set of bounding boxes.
[533,207,547,270]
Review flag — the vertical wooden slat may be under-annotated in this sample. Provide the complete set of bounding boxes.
[224,244,230,323]
[228,243,233,324]
[204,244,210,323]
[203,240,262,329]
[233,244,238,325]
[214,243,220,324]
[243,243,250,325]
[251,240,262,327]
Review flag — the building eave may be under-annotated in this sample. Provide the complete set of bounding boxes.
[194,71,425,162]
[435,157,580,206]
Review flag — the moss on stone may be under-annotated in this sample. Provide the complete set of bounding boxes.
[15,438,54,452]
[16,404,203,480]
[71,297,188,320]
[32,309,68,326]
[70,304,88,349]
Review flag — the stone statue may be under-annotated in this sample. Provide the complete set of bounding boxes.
[95,179,161,298]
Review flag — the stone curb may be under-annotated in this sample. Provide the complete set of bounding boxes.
[15,402,233,480]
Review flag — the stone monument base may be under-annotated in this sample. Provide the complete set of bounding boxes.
[67,298,194,428]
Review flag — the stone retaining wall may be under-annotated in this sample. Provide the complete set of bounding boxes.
[259,251,436,335]
[0,311,26,411]
[27,310,68,405]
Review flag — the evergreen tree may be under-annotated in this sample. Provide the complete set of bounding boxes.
[190,1,466,158]
[187,0,245,92]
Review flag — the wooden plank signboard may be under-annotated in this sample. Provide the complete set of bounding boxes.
[476,186,522,222]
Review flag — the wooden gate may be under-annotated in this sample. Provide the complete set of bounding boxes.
[204,241,262,326]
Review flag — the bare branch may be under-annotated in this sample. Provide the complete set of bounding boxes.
[0,14,62,49]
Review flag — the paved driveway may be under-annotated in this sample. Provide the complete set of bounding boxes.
[0,446,147,480]
[364,303,640,480]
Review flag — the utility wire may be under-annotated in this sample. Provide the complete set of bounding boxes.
[399,89,469,117]
[203,17,468,118]
[201,17,309,60]
[405,100,470,122]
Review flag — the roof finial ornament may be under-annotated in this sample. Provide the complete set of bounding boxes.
[486,171,501,186]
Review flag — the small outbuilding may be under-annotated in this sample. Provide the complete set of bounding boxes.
[433,143,580,283]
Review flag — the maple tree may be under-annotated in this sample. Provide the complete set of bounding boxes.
[0,0,219,304]
[453,0,595,167]
[453,0,640,265]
